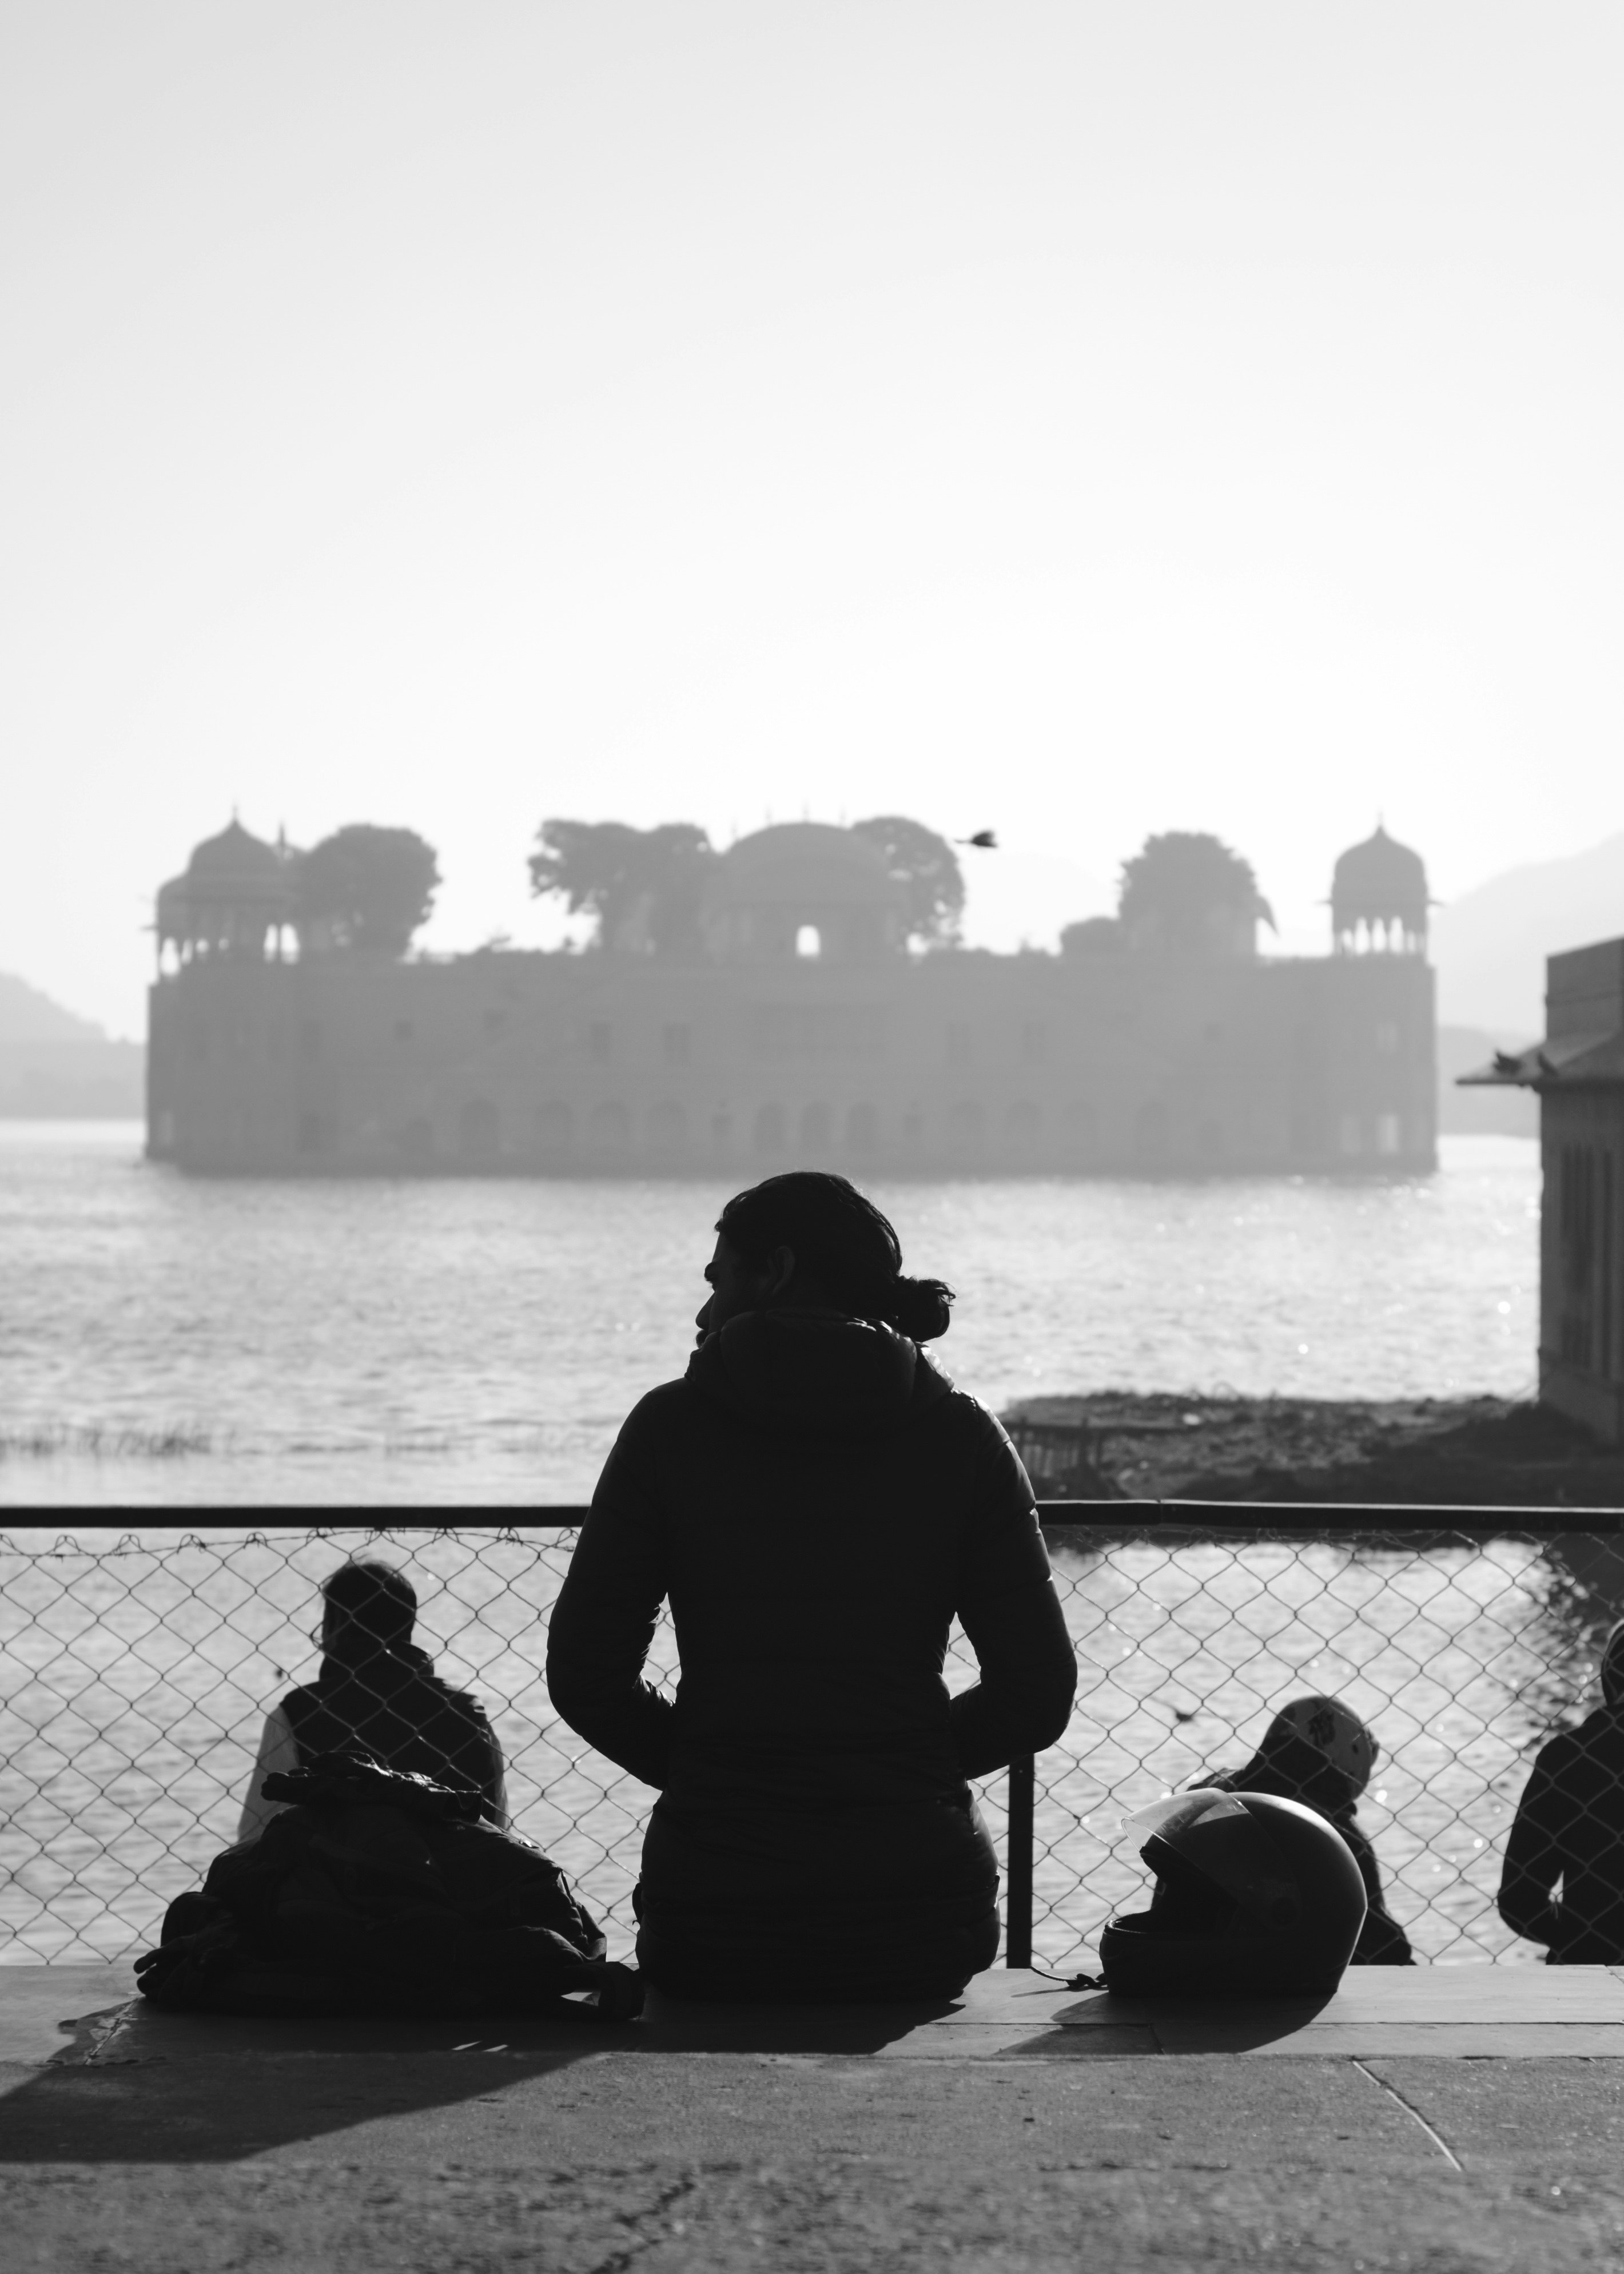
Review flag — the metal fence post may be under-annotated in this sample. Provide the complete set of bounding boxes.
[1005,1752,1034,1969]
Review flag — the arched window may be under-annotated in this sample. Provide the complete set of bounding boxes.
[1062,1100,1097,1158]
[948,1100,984,1150]
[535,1100,574,1152]
[795,924,821,959]
[1135,1101,1167,1160]
[648,1099,688,1152]
[590,1100,629,1153]
[459,1098,499,1159]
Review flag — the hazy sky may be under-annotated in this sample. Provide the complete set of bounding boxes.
[6,2,1623,1035]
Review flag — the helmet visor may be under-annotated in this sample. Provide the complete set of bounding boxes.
[1127,1791,1301,1928]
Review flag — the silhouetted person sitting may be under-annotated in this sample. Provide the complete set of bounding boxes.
[238,1559,507,1839]
[546,1170,1078,2003]
[1191,1695,1413,1964]
[1499,1621,1624,1962]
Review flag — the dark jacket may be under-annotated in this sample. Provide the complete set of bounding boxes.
[282,1646,506,1825]
[546,1309,1077,1998]
[1195,1734,1414,1965]
[1499,1703,1624,1961]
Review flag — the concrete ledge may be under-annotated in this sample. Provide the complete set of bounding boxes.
[9,1959,1624,2069]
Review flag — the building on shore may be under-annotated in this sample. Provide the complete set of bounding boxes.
[1464,940,1624,1444]
[147,818,1436,1179]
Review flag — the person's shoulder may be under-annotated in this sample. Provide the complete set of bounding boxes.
[594,1379,711,1493]
[937,1392,1045,1490]
[1528,1714,1614,1775]
[1561,1704,1624,1758]
[612,1378,703,1442]
[419,1670,496,1727]
[920,1385,1013,1446]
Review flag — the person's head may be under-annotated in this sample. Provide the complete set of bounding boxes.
[1260,1695,1378,1798]
[1602,1623,1624,1707]
[320,1559,416,1665]
[696,1171,954,1344]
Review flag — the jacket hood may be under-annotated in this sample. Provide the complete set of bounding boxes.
[686,1307,953,1438]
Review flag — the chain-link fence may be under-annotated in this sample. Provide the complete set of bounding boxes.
[3,1513,1620,1969]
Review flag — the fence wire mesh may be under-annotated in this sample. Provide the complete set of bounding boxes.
[2,1518,1619,1968]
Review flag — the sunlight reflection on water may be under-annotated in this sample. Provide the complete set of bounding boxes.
[0,1124,1538,1506]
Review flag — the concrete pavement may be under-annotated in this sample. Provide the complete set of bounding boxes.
[6,1963,1624,2270]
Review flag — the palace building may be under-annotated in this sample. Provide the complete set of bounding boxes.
[146,818,1436,1178]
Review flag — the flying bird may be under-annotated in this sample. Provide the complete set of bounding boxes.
[956,829,998,849]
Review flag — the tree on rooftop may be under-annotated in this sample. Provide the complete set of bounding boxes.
[528,820,715,953]
[1059,916,1123,956]
[848,816,964,950]
[1117,832,1275,957]
[297,825,440,956]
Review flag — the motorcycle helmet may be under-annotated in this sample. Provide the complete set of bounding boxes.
[1098,1789,1366,1997]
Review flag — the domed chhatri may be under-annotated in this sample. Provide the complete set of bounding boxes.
[156,819,298,967]
[701,822,905,963]
[185,818,289,892]
[1331,825,1430,956]
[718,822,893,886]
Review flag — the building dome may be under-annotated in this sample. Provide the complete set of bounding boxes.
[184,818,292,903]
[701,823,905,962]
[156,818,297,966]
[1330,825,1429,955]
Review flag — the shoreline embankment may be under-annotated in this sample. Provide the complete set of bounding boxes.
[1008,1392,1624,1510]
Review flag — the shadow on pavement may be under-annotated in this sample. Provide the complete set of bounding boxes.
[1026,1986,1337,2056]
[0,1987,968,2162]
[0,1999,626,2164]
[636,1988,960,2053]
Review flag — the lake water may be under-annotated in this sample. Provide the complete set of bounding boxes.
[0,1127,1585,1970]
[1,1123,1539,1506]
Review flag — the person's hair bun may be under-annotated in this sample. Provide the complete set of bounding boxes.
[887,1274,954,1342]
[714,1171,954,1339]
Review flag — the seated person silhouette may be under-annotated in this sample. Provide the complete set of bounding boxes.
[238,1558,507,1839]
[1190,1694,1413,1964]
[1499,1620,1624,1962]
[546,1170,1078,2003]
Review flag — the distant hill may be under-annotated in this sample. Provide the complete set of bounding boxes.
[0,970,108,1043]
[0,971,142,1117]
[1432,833,1624,1035]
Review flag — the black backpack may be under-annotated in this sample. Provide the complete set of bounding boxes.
[134,1751,642,2022]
